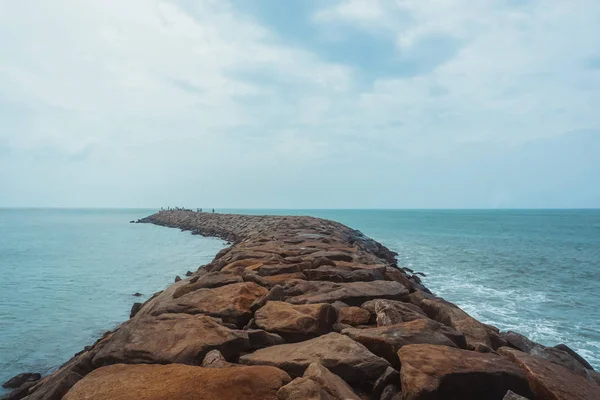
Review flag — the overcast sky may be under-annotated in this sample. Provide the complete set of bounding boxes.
[1,0,599,208]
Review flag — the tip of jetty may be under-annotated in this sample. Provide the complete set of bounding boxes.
[10,210,599,400]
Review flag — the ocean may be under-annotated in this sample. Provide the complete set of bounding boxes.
[1,208,599,392]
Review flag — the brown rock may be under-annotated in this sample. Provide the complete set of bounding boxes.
[239,332,390,381]
[262,272,307,286]
[361,299,428,326]
[554,343,595,370]
[259,264,303,276]
[3,380,37,400]
[246,329,285,349]
[92,314,250,366]
[63,363,291,400]
[2,373,41,389]
[419,298,494,350]
[498,347,600,400]
[172,272,243,298]
[255,301,337,341]
[312,256,337,269]
[151,282,268,326]
[301,363,360,400]
[304,266,383,283]
[201,350,237,368]
[337,306,371,326]
[398,344,533,400]
[342,319,466,366]
[276,378,334,400]
[250,285,286,312]
[287,281,409,306]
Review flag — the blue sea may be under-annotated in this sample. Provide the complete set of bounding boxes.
[1,209,599,393]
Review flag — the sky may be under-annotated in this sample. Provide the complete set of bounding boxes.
[0,0,599,208]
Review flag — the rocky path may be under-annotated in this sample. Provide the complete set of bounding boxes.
[6,210,600,400]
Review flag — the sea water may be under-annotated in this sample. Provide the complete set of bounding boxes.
[1,209,599,392]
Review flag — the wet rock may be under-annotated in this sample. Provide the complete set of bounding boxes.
[398,344,533,400]
[501,331,592,378]
[342,319,466,366]
[239,332,390,381]
[419,298,496,350]
[498,347,600,400]
[255,301,337,341]
[152,282,268,327]
[172,272,244,298]
[129,302,142,318]
[336,306,371,326]
[287,281,409,306]
[174,275,181,282]
[554,343,595,370]
[2,373,41,389]
[92,314,250,366]
[361,299,428,326]
[185,270,193,276]
[63,364,291,400]
[132,292,142,297]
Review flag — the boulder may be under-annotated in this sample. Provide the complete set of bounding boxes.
[262,272,307,286]
[92,314,250,366]
[151,282,268,326]
[361,299,428,326]
[250,285,286,312]
[336,306,371,326]
[372,367,400,398]
[239,332,390,381]
[419,298,495,350]
[129,302,142,318]
[172,272,243,298]
[259,264,303,276]
[554,344,595,371]
[300,363,360,399]
[287,281,409,306]
[342,319,466,366]
[398,344,533,400]
[304,266,383,283]
[63,364,291,400]
[254,301,337,341]
[3,381,38,400]
[201,350,237,368]
[311,256,337,269]
[501,331,592,378]
[498,347,600,400]
[246,329,285,349]
[276,378,334,400]
[2,373,41,389]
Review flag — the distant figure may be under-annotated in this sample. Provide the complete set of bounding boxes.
[200,208,203,212]
[212,208,215,213]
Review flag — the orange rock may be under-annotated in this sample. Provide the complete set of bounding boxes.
[262,272,307,285]
[398,344,533,400]
[337,306,371,326]
[254,301,337,341]
[361,299,428,325]
[63,363,291,400]
[498,347,600,400]
[151,282,268,326]
[91,314,250,367]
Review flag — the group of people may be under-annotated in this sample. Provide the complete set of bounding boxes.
[160,207,215,213]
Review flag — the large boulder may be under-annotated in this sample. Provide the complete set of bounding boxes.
[254,301,337,341]
[398,344,533,400]
[151,282,268,326]
[92,314,250,366]
[277,363,361,400]
[361,299,428,325]
[419,298,496,350]
[500,331,593,378]
[498,347,600,400]
[303,265,383,282]
[286,281,409,306]
[63,364,291,400]
[2,373,41,389]
[172,272,243,298]
[336,306,371,326]
[239,332,390,382]
[341,319,466,366]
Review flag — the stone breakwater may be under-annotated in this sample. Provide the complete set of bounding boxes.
[5,210,600,400]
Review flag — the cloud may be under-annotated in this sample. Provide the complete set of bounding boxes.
[0,0,598,207]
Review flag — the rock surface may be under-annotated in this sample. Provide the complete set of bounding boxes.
[498,347,600,400]
[239,332,390,381]
[2,373,41,389]
[398,344,533,400]
[63,364,291,400]
[19,210,597,400]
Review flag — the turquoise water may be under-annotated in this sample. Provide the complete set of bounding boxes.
[1,209,599,392]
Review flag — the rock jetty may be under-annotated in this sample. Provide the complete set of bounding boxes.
[6,210,600,400]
